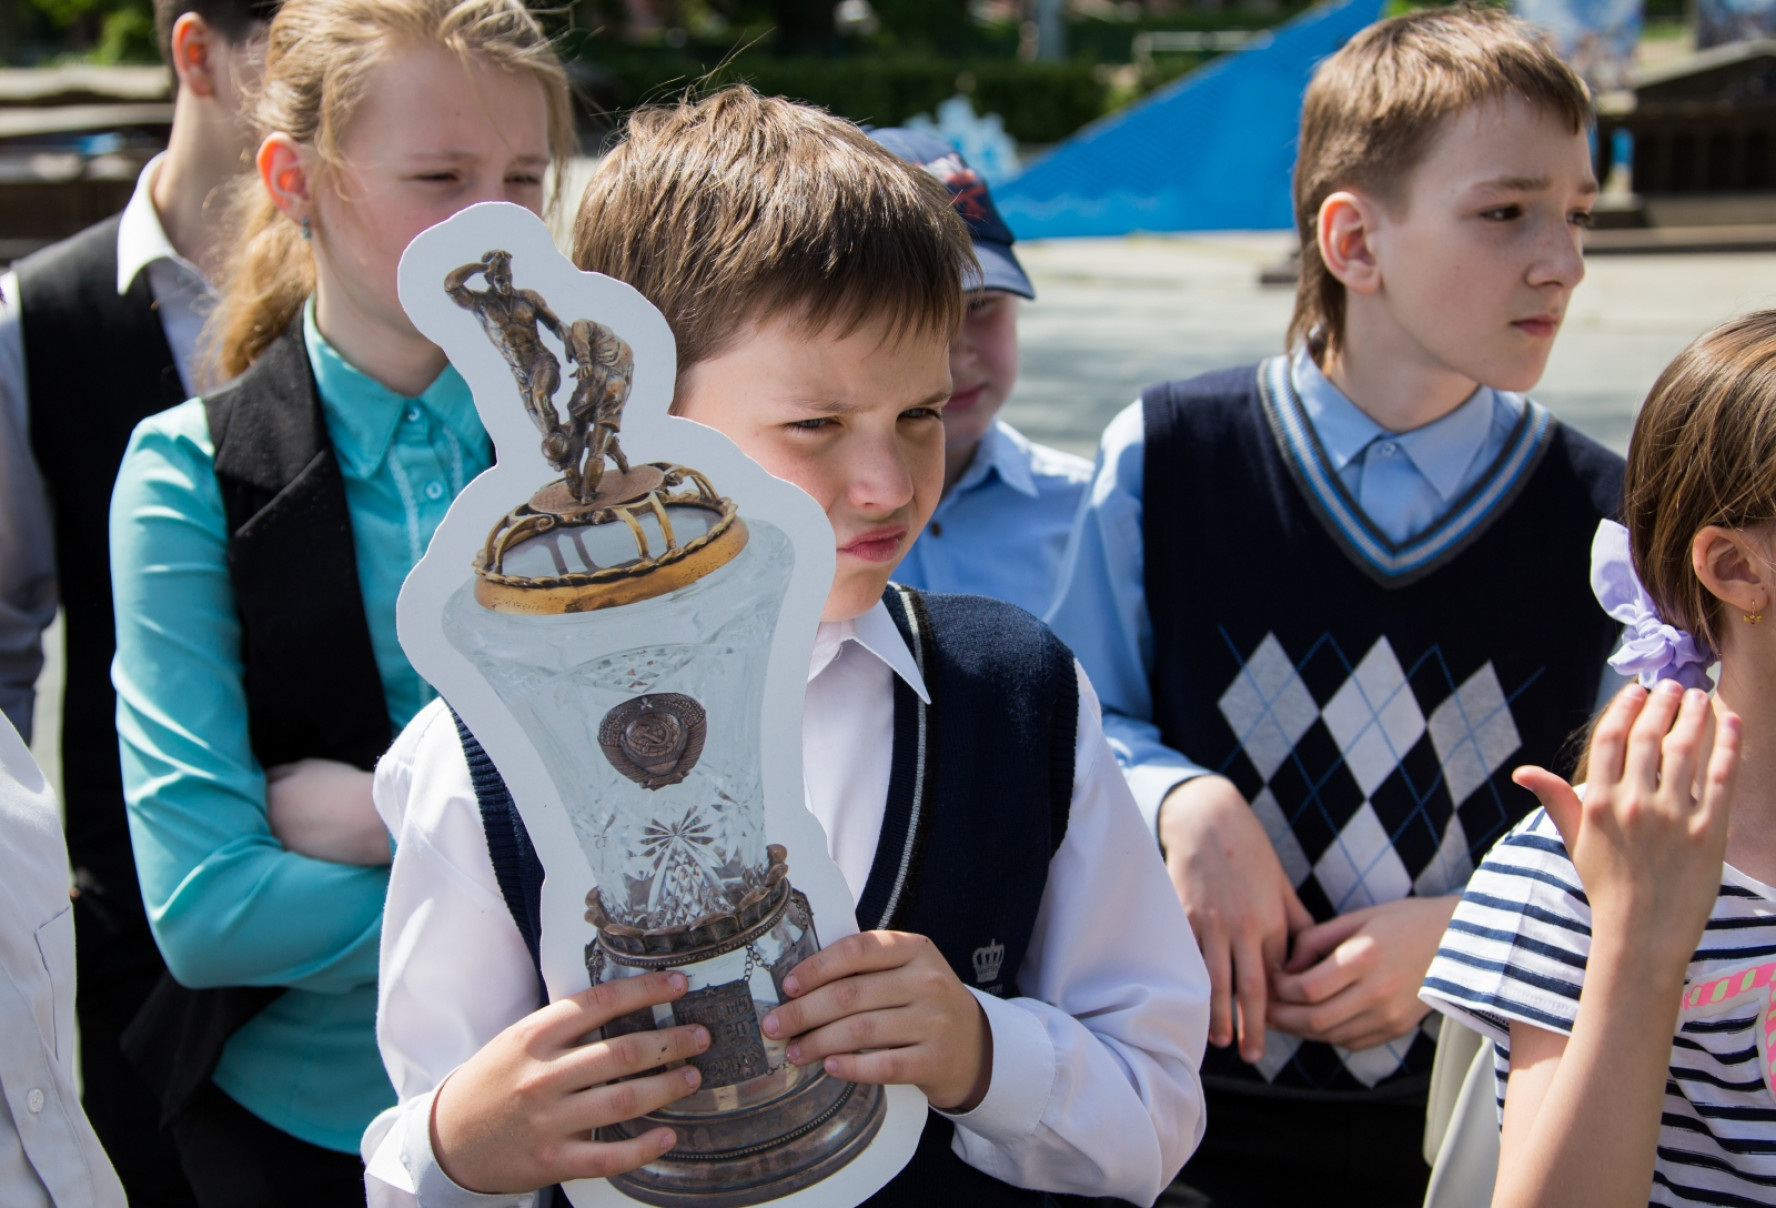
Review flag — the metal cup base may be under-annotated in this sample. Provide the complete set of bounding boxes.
[599,1071,886,1207]
[585,852,886,1204]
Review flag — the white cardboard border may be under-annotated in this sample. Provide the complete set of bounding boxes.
[395,203,925,1207]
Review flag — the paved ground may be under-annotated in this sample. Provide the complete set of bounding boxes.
[1008,233,1776,460]
[28,236,1776,787]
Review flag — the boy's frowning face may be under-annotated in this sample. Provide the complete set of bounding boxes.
[1347,94,1595,393]
[674,313,952,623]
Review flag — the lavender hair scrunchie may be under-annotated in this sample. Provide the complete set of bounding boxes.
[1591,518,1716,691]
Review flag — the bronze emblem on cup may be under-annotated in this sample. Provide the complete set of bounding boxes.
[600,693,707,789]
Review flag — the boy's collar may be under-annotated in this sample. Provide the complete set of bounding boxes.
[117,153,208,296]
[951,421,1038,500]
[1290,347,1509,503]
[809,600,931,704]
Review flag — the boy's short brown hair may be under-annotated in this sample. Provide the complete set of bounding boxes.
[1289,4,1591,355]
[570,87,978,377]
[153,0,280,66]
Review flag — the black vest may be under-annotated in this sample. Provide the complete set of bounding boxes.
[1143,360,1622,1094]
[200,323,391,771]
[15,215,188,910]
[458,586,1104,1204]
[121,323,393,1124]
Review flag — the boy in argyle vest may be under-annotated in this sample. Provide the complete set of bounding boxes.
[1048,8,1623,1203]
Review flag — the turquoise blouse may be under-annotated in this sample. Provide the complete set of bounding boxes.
[109,303,492,1152]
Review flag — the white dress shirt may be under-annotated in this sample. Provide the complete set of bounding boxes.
[0,713,127,1208]
[0,153,214,740]
[363,600,1210,1208]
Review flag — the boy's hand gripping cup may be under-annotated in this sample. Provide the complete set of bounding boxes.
[440,252,885,1207]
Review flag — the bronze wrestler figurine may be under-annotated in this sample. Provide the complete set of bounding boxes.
[445,250,569,461]
[563,318,636,500]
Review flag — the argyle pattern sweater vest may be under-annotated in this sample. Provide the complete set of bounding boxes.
[1143,358,1623,1093]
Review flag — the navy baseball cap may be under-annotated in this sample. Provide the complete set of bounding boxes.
[867,127,1035,301]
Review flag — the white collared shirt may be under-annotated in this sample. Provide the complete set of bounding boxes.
[0,153,215,741]
[0,714,127,1208]
[362,600,1210,1207]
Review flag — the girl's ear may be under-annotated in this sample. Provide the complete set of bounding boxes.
[1318,191,1382,297]
[1693,525,1772,617]
[257,133,313,229]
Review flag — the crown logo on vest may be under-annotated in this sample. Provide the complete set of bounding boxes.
[972,939,1004,987]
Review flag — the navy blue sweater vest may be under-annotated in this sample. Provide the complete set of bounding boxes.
[1143,360,1622,1095]
[454,586,1106,1204]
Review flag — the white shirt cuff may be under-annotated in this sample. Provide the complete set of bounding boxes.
[368,1084,538,1208]
[1124,761,1204,839]
[936,988,1056,1145]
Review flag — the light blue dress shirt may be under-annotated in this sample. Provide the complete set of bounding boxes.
[894,420,1092,617]
[1046,350,1557,834]
[109,302,492,1152]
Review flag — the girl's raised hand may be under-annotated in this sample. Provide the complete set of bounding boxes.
[1514,681,1740,966]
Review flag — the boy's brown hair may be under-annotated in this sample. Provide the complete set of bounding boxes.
[1288,4,1591,355]
[570,87,978,378]
[153,0,281,68]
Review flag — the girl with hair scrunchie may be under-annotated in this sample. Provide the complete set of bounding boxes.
[1421,310,1776,1207]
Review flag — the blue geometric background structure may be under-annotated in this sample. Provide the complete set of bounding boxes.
[994,0,1386,238]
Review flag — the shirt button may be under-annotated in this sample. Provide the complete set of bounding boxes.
[424,482,445,501]
[928,521,943,538]
[1377,441,1397,457]
[26,1088,44,1113]
[405,405,423,423]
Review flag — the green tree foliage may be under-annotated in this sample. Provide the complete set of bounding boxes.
[9,0,1307,144]
[868,0,975,53]
[11,0,158,63]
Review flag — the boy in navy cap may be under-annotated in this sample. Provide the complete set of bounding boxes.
[867,129,1090,619]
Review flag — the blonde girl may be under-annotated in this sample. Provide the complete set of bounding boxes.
[107,0,570,1199]
[1420,311,1776,1206]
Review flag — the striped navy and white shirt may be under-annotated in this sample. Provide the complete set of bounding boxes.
[1422,808,1776,1207]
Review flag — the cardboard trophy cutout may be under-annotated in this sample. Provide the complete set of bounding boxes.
[396,203,925,1207]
